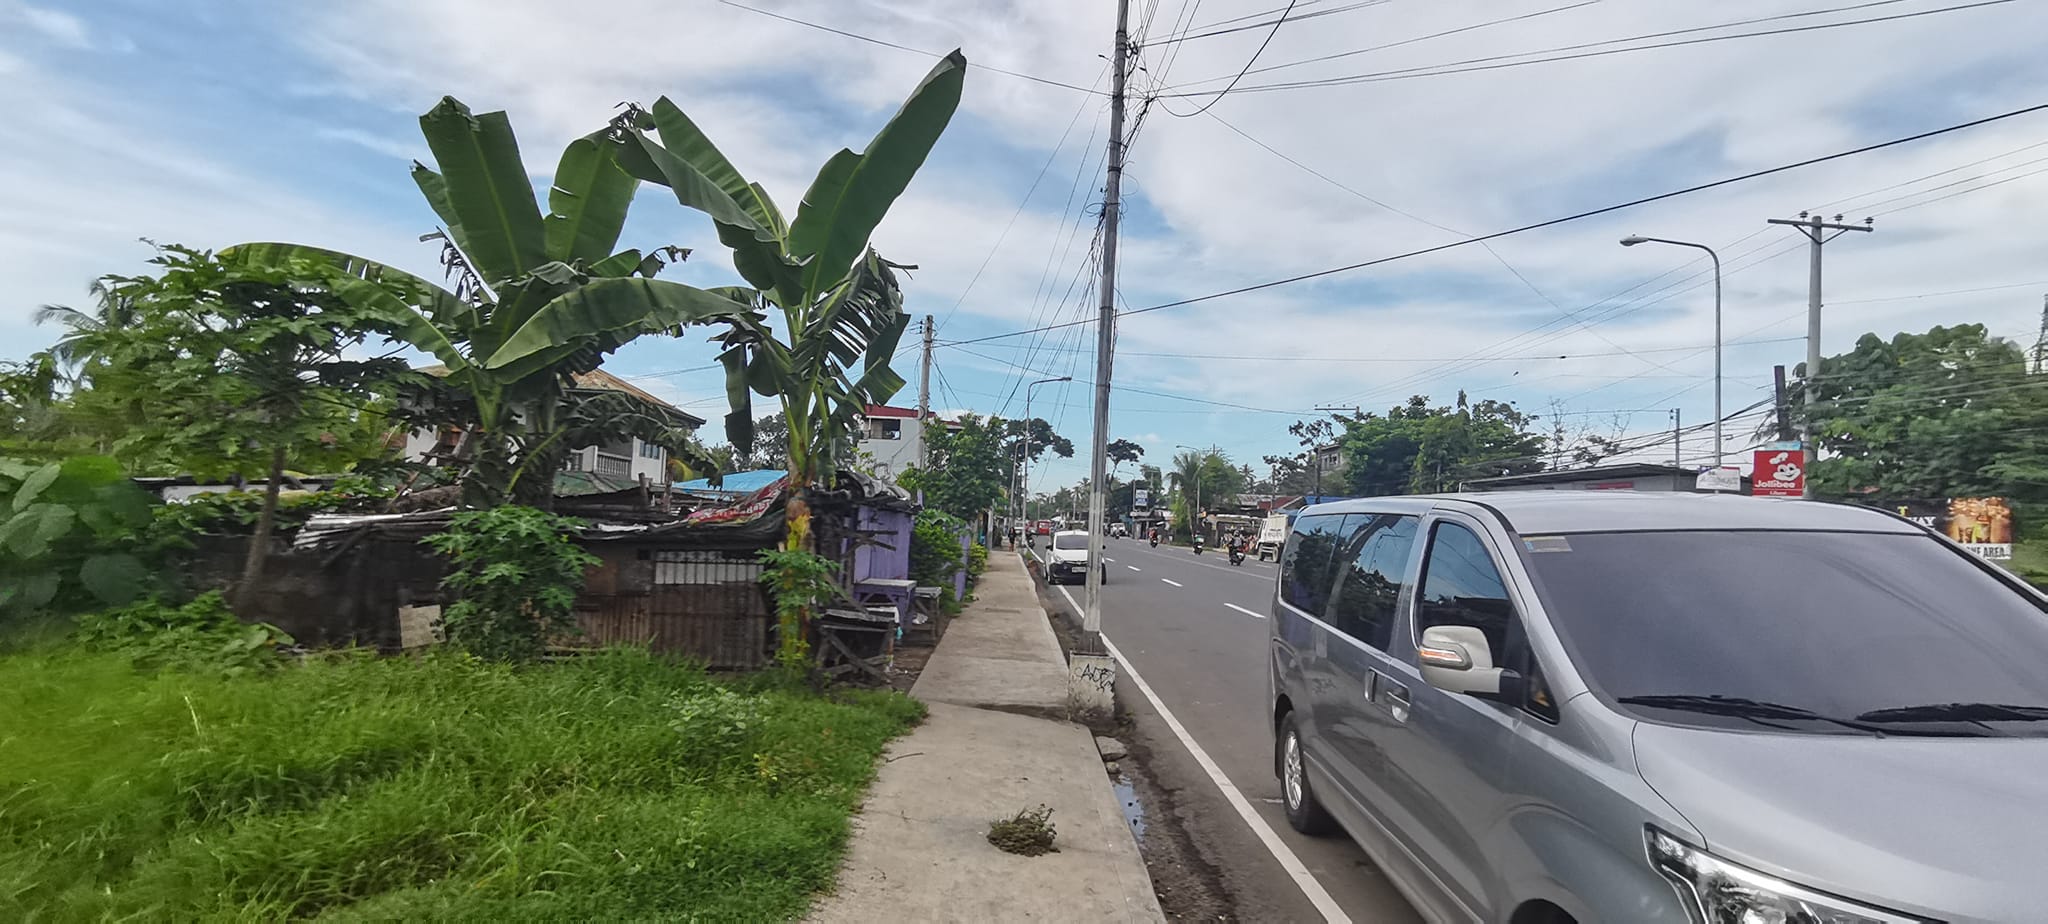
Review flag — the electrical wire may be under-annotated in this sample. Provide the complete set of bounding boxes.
[939,99,2048,349]
[1142,0,1390,47]
[1167,0,1302,117]
[714,0,1104,95]
[1164,0,1599,89]
[1155,0,2015,97]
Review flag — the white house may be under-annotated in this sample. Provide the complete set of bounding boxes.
[856,404,959,479]
[401,368,703,485]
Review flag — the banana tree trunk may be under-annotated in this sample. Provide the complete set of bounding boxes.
[236,445,288,610]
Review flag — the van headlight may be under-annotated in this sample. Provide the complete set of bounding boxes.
[1645,827,1924,924]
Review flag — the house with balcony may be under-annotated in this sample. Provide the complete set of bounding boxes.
[856,404,961,479]
[401,367,704,488]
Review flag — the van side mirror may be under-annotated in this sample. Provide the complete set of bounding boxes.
[1418,625,1516,698]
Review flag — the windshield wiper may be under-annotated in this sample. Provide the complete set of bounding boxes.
[1855,702,2048,724]
[1618,694,1988,737]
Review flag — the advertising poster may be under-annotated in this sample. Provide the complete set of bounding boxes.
[1880,497,2015,561]
[1751,446,1806,497]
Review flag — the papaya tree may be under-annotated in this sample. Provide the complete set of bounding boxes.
[615,52,966,552]
[226,97,739,506]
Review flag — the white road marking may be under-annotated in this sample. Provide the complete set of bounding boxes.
[1127,565,1142,572]
[1160,578,1183,587]
[1226,603,1267,619]
[1102,633,1353,924]
[1047,582,1349,922]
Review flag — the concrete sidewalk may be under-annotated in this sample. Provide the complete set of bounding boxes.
[808,553,1162,923]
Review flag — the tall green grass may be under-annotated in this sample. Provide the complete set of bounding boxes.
[0,648,923,920]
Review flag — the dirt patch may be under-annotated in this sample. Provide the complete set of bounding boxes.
[882,643,934,694]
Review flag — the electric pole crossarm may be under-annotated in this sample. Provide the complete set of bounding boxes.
[1766,212,1873,499]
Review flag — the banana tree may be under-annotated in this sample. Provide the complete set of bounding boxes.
[615,51,967,554]
[226,97,746,506]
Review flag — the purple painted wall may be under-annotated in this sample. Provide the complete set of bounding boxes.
[851,505,913,582]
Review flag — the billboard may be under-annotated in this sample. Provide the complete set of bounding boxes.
[1751,446,1805,497]
[1882,497,2016,561]
[1132,488,1150,510]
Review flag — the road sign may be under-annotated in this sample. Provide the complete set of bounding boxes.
[1133,488,1149,509]
[1751,447,1805,497]
[1696,466,1743,492]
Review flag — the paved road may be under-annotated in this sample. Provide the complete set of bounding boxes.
[1034,538,1423,922]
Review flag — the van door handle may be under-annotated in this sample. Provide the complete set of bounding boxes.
[1379,677,1411,723]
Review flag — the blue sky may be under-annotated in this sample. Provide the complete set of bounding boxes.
[7,0,2048,492]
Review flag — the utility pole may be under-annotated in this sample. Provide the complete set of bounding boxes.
[1772,364,1795,442]
[2032,293,2047,374]
[1767,211,1872,498]
[1080,0,1131,655]
[1670,408,1682,467]
[1310,405,1359,500]
[916,314,933,467]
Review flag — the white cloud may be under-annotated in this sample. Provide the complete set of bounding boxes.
[16,5,89,49]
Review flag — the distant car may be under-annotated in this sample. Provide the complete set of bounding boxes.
[1109,522,1129,538]
[1270,491,2048,924]
[1045,530,1106,585]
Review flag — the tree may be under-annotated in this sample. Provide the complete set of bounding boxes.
[1800,324,2048,502]
[900,414,1008,521]
[32,278,139,377]
[1107,438,1144,468]
[1003,418,1074,464]
[73,245,408,598]
[1168,449,1241,539]
[1338,393,1546,495]
[621,53,966,565]
[228,96,742,507]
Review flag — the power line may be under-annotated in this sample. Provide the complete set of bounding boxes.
[940,99,2048,348]
[1165,0,1599,89]
[715,0,1104,95]
[1142,0,1389,47]
[1166,0,1302,117]
[1832,279,2048,305]
[998,334,1809,363]
[1869,161,2048,216]
[1154,0,2015,96]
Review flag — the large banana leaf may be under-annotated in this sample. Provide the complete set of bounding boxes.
[786,51,964,298]
[481,277,756,380]
[417,97,549,286]
[616,130,803,306]
[544,132,638,265]
[648,98,785,235]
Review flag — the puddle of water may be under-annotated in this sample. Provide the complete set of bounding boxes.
[1111,775,1147,842]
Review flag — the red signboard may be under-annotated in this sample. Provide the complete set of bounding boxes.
[1751,448,1805,496]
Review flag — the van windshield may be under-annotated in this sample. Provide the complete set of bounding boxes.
[1053,534,1090,551]
[1523,530,2048,735]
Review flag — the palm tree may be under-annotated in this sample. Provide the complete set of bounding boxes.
[33,280,137,375]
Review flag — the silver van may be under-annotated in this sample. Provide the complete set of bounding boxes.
[1266,491,2048,923]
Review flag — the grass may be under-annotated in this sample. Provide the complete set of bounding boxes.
[0,647,924,921]
[2001,538,2048,589]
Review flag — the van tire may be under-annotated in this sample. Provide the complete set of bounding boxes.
[1279,712,1338,836]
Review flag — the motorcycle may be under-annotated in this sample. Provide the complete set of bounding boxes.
[1148,533,1160,548]
[1192,536,1205,555]
[1228,543,1246,566]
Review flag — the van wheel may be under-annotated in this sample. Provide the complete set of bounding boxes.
[1280,712,1337,835]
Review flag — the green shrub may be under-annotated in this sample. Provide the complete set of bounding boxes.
[0,455,158,623]
[74,592,292,674]
[758,548,840,673]
[967,541,989,581]
[909,509,965,587]
[420,506,599,661]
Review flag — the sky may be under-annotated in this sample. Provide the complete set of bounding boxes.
[5,0,2048,492]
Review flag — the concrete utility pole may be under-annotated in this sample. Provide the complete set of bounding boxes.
[1767,212,1872,498]
[1080,0,1131,654]
[916,314,933,467]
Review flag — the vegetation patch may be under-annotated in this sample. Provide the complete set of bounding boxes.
[0,648,923,920]
[986,804,1059,857]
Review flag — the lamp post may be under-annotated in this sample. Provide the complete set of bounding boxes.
[1020,376,1070,530]
[1621,235,1723,466]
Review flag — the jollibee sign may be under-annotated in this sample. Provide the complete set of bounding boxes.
[1751,446,1805,497]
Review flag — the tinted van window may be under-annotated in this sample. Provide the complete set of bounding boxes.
[1525,530,2048,733]
[1418,523,1515,657]
[1280,514,1346,615]
[1327,515,1419,650]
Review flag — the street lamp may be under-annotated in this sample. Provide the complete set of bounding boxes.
[1020,376,1070,529]
[1620,235,1724,466]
